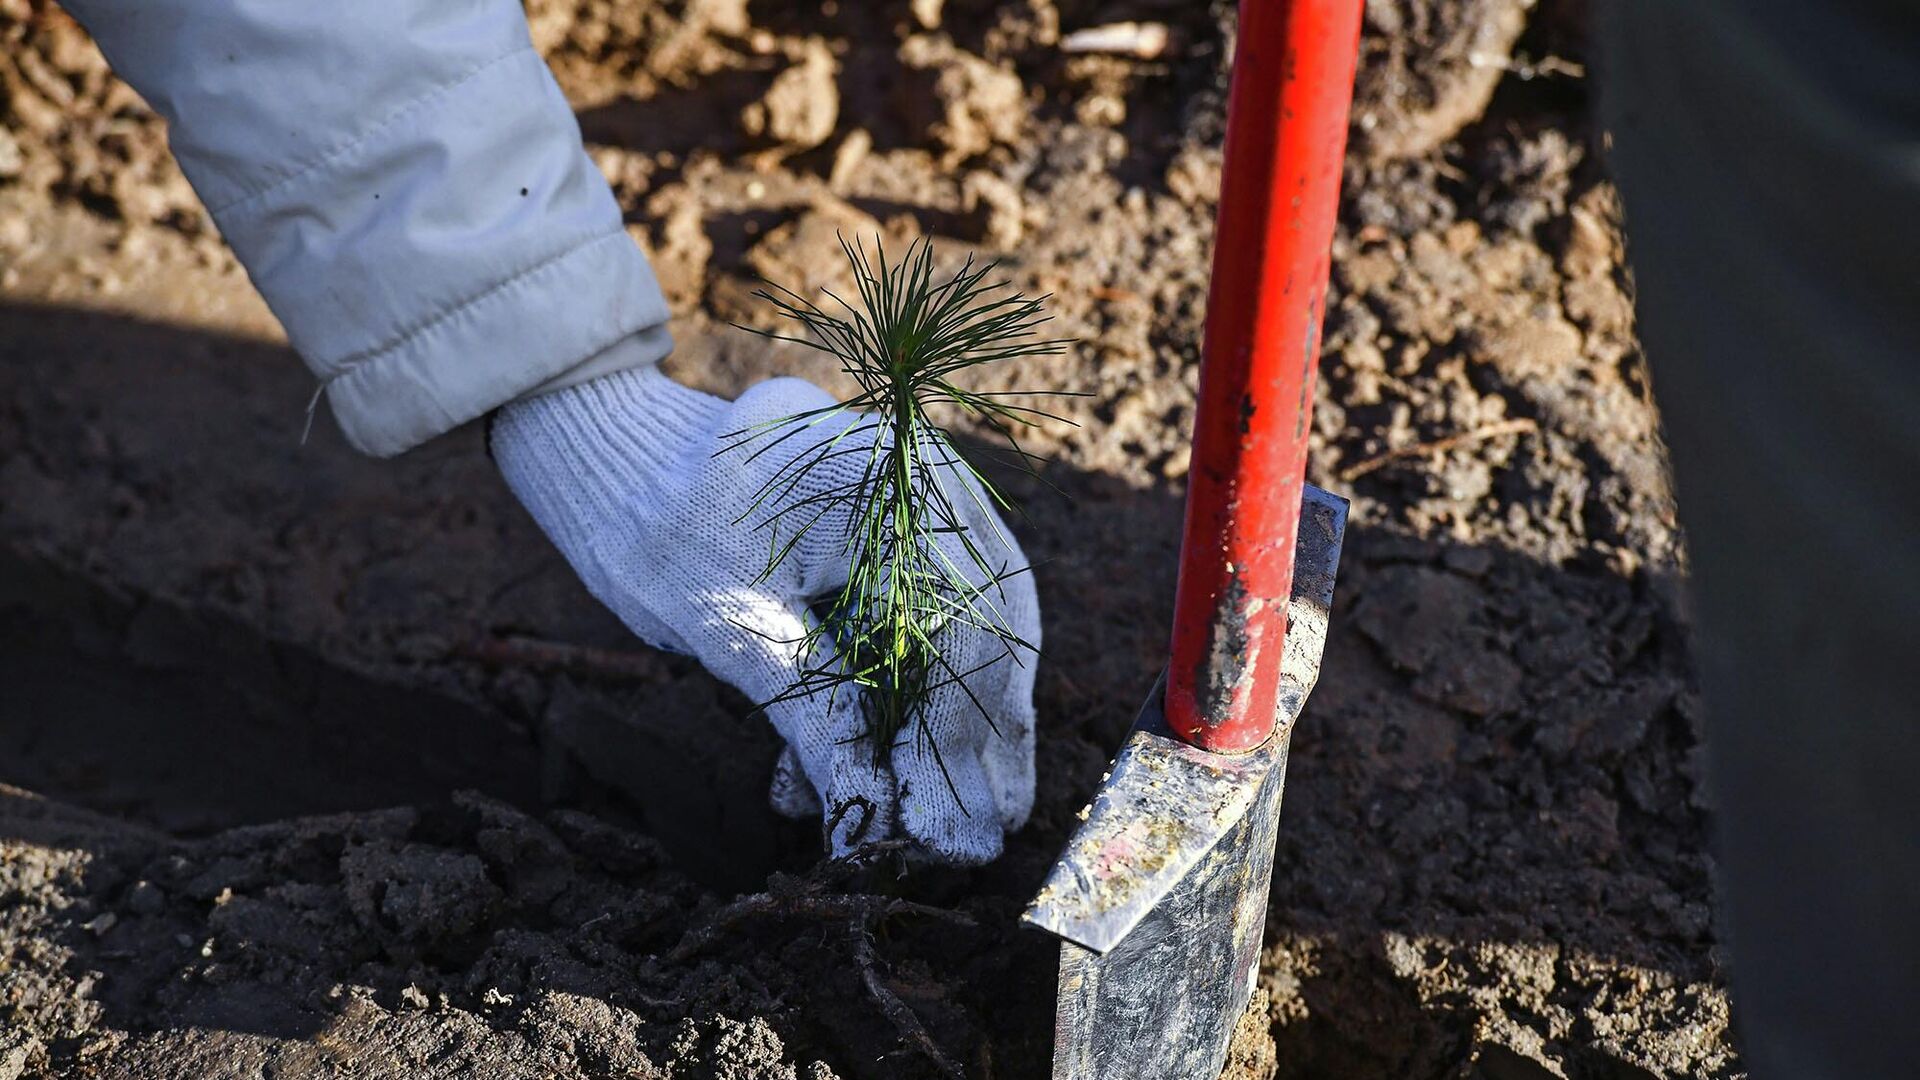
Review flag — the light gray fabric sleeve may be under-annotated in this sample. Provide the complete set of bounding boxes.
[58,0,672,456]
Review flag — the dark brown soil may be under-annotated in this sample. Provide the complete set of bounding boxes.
[0,0,1738,1077]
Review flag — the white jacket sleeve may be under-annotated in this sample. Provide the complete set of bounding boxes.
[60,0,673,456]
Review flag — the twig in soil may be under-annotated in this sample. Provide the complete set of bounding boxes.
[661,889,974,966]
[450,635,673,683]
[1337,417,1539,481]
[849,913,966,1080]
[1467,51,1587,81]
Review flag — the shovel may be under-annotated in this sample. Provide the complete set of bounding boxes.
[1022,2,1364,1075]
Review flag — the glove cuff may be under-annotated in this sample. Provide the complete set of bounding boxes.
[493,362,724,530]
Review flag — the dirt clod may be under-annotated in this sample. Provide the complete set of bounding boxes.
[740,37,839,153]
[1351,0,1532,163]
[897,34,1028,166]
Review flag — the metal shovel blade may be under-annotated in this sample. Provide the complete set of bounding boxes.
[1023,486,1347,1079]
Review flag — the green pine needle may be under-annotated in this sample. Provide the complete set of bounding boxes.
[728,234,1075,796]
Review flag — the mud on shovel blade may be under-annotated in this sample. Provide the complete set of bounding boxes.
[1022,487,1346,1079]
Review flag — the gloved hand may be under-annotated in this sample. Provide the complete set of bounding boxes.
[492,365,1039,864]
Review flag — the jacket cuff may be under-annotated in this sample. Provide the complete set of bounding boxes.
[324,231,672,457]
[521,322,676,401]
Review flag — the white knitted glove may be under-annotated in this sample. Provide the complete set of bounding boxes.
[492,366,1039,864]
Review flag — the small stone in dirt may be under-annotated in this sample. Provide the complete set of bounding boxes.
[911,0,943,31]
[740,38,839,153]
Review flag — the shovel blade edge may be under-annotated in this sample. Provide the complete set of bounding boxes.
[1049,721,1289,1079]
[1024,486,1347,1079]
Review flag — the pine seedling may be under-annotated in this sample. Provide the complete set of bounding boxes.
[729,234,1073,793]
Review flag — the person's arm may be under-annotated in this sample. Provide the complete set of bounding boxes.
[60,0,670,456]
[57,0,1039,865]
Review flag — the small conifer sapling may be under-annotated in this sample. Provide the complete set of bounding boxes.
[729,235,1073,802]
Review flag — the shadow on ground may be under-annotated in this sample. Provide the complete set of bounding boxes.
[0,304,1723,1079]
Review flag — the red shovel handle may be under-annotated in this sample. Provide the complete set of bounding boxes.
[1166,0,1363,753]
